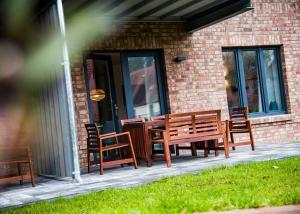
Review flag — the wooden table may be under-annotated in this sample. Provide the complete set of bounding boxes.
[122,120,164,167]
[123,119,229,167]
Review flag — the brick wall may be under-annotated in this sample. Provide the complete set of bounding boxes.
[70,0,300,169]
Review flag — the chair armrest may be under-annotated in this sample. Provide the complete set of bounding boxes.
[99,132,130,140]
[99,132,117,138]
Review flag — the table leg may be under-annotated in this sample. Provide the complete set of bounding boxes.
[144,124,153,167]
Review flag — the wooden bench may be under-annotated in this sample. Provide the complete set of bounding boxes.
[0,147,35,187]
[149,110,229,167]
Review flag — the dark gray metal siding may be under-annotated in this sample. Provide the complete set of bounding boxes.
[32,3,73,178]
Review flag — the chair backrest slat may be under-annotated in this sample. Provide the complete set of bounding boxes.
[85,124,100,148]
[230,107,248,120]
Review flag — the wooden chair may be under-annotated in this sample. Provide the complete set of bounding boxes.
[150,115,169,156]
[120,118,145,127]
[0,146,35,187]
[85,124,138,175]
[226,107,255,151]
[150,115,165,140]
[151,115,197,156]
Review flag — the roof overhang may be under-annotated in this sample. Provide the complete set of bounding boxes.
[38,0,253,33]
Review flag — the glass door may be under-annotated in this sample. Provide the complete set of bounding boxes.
[122,51,167,120]
[84,54,119,134]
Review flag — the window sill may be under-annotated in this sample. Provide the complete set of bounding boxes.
[250,114,293,125]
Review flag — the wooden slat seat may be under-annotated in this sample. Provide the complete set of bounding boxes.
[149,110,229,167]
[85,124,138,175]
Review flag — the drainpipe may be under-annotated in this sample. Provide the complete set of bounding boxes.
[56,0,82,183]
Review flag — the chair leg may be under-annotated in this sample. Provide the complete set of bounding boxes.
[207,141,211,154]
[223,135,229,158]
[230,132,235,150]
[29,161,35,187]
[118,149,124,167]
[191,143,197,156]
[214,140,219,157]
[127,133,138,169]
[87,152,90,173]
[163,142,171,167]
[175,145,180,156]
[131,149,138,169]
[249,129,255,151]
[99,151,104,175]
[204,141,208,157]
[162,131,171,167]
[17,163,23,185]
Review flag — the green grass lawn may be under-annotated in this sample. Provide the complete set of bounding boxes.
[3,157,300,214]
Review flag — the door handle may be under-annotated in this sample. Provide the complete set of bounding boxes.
[114,104,119,116]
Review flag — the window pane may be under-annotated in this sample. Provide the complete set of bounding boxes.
[243,50,263,113]
[263,50,283,111]
[222,51,240,109]
[127,56,161,119]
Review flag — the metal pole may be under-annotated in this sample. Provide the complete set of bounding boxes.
[56,0,82,183]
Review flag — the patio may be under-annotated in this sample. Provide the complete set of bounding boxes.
[1,142,300,210]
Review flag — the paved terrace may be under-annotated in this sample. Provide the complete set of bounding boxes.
[1,142,300,210]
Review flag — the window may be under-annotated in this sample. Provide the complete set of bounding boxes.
[122,51,167,120]
[223,47,286,116]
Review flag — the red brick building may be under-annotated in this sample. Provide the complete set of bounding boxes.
[2,0,299,180]
[69,0,300,169]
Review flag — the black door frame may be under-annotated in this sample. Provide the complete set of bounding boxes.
[83,53,120,132]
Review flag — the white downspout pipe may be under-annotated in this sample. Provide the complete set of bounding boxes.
[56,0,82,183]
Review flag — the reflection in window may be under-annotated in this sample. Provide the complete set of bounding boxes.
[242,50,262,113]
[263,50,283,111]
[128,57,161,119]
[223,51,240,109]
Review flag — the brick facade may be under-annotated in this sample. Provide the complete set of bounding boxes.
[70,0,300,169]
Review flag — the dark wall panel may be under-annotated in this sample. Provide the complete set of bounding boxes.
[32,3,73,178]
